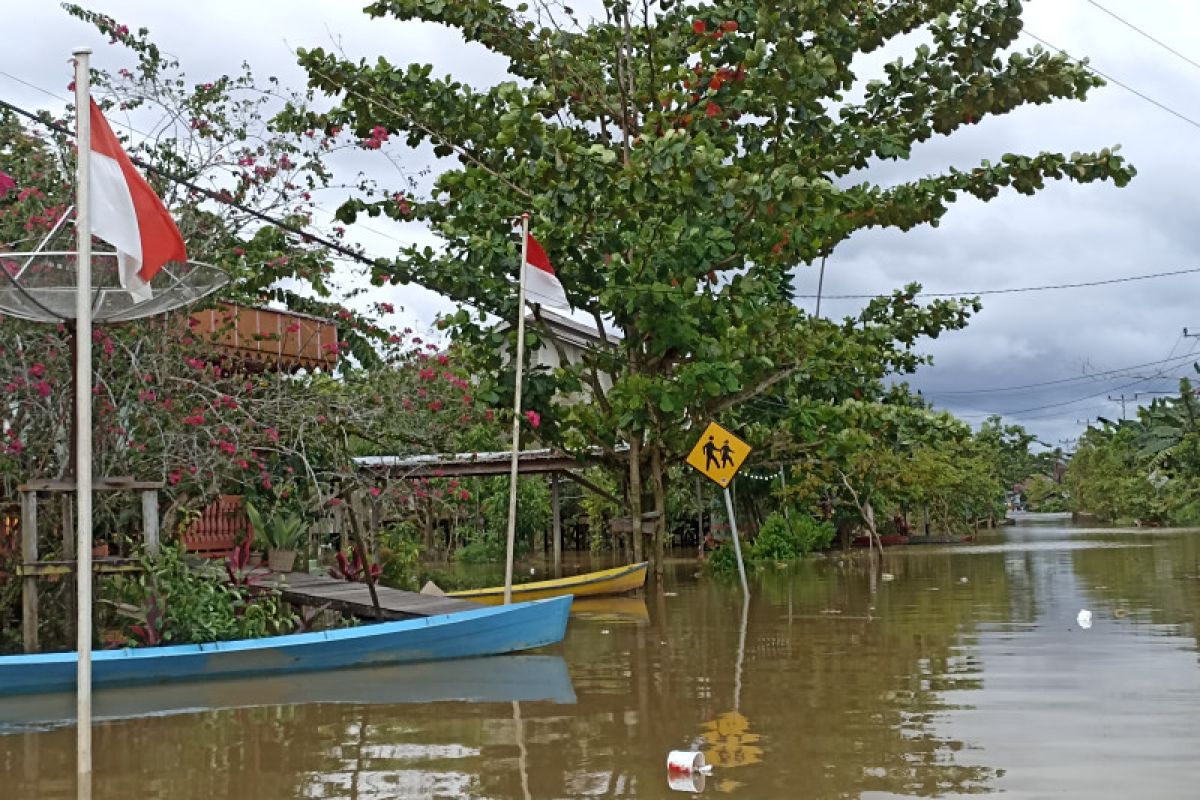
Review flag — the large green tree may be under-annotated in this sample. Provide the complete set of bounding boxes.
[294,0,1135,572]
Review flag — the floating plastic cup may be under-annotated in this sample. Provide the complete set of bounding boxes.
[667,769,706,792]
[667,750,706,774]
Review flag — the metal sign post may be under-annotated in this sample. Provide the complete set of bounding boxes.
[722,486,749,596]
[687,421,752,596]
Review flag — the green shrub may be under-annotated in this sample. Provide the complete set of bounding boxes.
[705,541,743,574]
[453,527,508,564]
[749,513,834,562]
[378,521,422,590]
[103,544,297,646]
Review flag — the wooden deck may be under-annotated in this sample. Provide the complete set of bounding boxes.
[263,571,481,620]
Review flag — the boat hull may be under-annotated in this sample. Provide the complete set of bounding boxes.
[448,562,648,606]
[0,595,572,696]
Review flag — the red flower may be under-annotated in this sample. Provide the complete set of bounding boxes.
[524,409,542,429]
[706,101,721,118]
[692,19,706,34]
[722,20,739,32]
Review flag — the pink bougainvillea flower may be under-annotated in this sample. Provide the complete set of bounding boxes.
[369,486,382,498]
[0,170,15,197]
[33,381,51,398]
[524,409,541,429]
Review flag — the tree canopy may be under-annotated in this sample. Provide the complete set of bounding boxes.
[291,0,1135,571]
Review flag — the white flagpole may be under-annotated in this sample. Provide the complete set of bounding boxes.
[72,48,95,787]
[503,213,531,605]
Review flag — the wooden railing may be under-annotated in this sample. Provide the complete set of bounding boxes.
[181,495,247,557]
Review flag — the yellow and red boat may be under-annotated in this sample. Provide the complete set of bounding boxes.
[448,561,648,606]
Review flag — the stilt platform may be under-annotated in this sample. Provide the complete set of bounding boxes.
[263,571,482,620]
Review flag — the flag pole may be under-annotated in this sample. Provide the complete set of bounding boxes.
[503,213,531,605]
[72,47,95,788]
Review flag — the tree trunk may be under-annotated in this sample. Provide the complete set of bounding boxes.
[629,435,644,563]
[650,441,666,579]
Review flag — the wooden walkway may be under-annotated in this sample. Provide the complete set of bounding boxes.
[262,571,481,621]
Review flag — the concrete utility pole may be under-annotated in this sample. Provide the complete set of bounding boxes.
[1108,394,1134,420]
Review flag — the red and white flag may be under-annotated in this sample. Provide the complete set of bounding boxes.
[88,100,187,302]
[524,232,570,310]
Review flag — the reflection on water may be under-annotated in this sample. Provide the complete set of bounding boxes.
[4,518,1200,798]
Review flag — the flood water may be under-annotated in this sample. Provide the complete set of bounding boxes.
[3,515,1200,798]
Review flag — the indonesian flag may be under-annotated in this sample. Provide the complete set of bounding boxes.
[524,232,570,310]
[88,100,187,302]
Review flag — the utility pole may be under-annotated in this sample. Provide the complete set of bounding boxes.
[1108,394,1134,420]
[1076,418,1098,429]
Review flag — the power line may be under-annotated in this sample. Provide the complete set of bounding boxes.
[1022,29,1200,133]
[1082,0,1200,74]
[923,351,1200,396]
[799,265,1200,301]
[940,343,1195,419]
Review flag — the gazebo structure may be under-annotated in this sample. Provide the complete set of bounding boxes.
[355,448,626,571]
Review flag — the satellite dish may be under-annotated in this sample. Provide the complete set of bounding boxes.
[0,250,228,323]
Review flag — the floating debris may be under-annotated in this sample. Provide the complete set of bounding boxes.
[1077,609,1093,629]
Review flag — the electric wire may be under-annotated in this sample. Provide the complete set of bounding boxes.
[1022,29,1200,132]
[1082,0,1200,74]
[799,265,1200,300]
[923,351,1200,396]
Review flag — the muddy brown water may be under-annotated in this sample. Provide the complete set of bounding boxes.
[3,514,1200,799]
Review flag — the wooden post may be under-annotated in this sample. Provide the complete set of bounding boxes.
[20,489,38,653]
[695,475,704,559]
[551,472,562,574]
[141,490,160,556]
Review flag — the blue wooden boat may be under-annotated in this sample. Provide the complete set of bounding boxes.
[0,595,571,696]
[0,654,575,733]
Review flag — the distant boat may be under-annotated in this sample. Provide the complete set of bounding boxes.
[447,562,649,606]
[0,654,575,733]
[0,595,571,697]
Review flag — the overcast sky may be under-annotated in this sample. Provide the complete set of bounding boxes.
[7,1,1200,447]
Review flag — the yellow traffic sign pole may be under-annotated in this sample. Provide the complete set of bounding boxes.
[687,421,752,597]
[722,486,749,596]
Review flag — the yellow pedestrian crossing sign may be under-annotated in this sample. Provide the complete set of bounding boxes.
[687,421,752,488]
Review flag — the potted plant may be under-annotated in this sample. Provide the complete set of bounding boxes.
[245,502,307,572]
